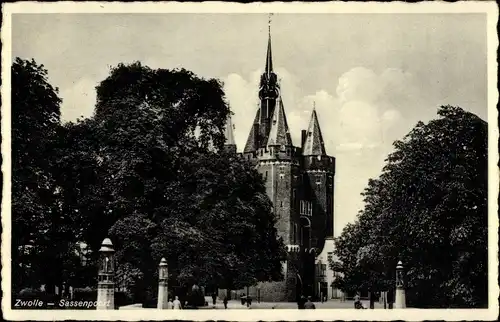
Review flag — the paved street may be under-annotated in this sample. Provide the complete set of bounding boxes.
[203,297,384,309]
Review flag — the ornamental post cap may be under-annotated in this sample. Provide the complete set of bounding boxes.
[159,257,168,267]
[396,260,403,268]
[99,238,114,252]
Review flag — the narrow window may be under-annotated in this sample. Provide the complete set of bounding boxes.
[265,171,268,178]
[280,201,283,207]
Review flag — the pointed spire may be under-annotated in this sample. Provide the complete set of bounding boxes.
[224,113,236,146]
[265,14,274,76]
[266,97,293,147]
[244,109,261,153]
[303,108,326,156]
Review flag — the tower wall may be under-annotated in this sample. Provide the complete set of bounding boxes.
[257,157,299,244]
[303,155,336,242]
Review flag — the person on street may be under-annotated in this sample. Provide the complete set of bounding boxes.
[304,296,316,309]
[369,291,375,309]
[212,292,217,306]
[168,298,174,309]
[173,296,182,310]
[223,295,228,309]
[297,295,306,309]
[354,293,365,309]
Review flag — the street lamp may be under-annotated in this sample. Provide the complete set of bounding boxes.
[97,238,115,310]
[395,260,406,308]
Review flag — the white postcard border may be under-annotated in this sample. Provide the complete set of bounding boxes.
[2,1,498,321]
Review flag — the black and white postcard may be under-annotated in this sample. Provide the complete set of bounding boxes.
[2,1,498,321]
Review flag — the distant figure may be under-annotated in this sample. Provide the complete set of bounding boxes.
[212,292,217,306]
[370,292,376,309]
[297,295,306,309]
[173,296,182,310]
[387,289,394,309]
[354,294,365,309]
[168,298,174,309]
[223,295,228,309]
[304,296,316,309]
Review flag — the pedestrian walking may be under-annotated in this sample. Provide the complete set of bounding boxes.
[369,291,375,309]
[212,292,217,306]
[304,296,316,309]
[387,289,394,309]
[168,298,174,309]
[173,296,182,310]
[223,295,228,309]
[297,295,306,309]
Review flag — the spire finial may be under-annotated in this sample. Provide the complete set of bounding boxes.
[265,14,274,76]
[268,13,273,36]
[313,101,316,111]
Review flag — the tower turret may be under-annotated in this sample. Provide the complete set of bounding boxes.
[302,106,326,156]
[302,107,336,251]
[257,27,280,147]
[244,109,260,154]
[266,97,293,149]
[224,113,237,154]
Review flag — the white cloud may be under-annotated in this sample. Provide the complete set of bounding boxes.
[223,66,422,236]
[60,78,98,122]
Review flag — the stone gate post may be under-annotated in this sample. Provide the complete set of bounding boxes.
[157,258,169,309]
[97,238,115,310]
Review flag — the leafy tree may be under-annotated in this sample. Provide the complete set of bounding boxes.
[60,62,286,303]
[11,58,67,293]
[330,106,488,308]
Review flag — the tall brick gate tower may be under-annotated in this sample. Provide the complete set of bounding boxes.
[222,28,336,302]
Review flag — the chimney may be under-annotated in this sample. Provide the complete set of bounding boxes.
[301,130,307,148]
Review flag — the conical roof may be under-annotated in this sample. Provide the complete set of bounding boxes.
[265,31,273,77]
[266,97,293,147]
[224,113,236,146]
[302,108,326,156]
[243,109,260,153]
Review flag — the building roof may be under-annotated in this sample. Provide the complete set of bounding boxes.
[243,109,260,153]
[266,97,293,147]
[265,31,273,77]
[302,108,327,156]
[224,113,236,146]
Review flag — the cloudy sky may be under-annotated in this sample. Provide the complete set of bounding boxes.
[12,13,487,237]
